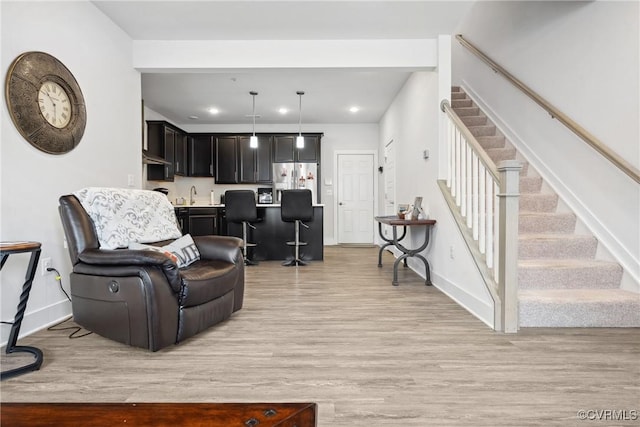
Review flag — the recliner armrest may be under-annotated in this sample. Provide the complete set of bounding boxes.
[77,248,181,290]
[193,236,243,265]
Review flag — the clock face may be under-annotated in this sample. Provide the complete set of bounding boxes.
[38,81,72,129]
[5,51,86,154]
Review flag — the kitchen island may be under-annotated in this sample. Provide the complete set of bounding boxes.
[175,204,323,261]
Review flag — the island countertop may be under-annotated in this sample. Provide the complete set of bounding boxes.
[174,203,324,208]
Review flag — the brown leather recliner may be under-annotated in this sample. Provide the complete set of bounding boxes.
[58,195,245,351]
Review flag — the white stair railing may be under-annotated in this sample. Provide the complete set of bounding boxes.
[440,99,522,332]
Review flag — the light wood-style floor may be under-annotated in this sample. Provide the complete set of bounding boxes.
[2,247,639,426]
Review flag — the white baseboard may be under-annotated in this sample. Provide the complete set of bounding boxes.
[1,299,71,348]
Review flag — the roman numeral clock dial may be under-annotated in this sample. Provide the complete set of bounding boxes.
[5,51,86,154]
[38,81,71,128]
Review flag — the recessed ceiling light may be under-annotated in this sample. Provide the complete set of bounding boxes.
[349,106,360,113]
[278,108,288,114]
[208,107,219,115]
[188,115,199,120]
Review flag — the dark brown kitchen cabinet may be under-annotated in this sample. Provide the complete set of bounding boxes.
[146,121,177,181]
[239,135,272,183]
[189,134,214,177]
[174,132,188,176]
[187,208,218,236]
[272,134,320,163]
[215,136,238,184]
[297,134,320,162]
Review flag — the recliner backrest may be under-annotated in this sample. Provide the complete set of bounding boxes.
[59,195,100,265]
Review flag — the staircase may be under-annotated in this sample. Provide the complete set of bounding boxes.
[450,86,640,327]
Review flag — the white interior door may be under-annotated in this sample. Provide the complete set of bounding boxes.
[383,140,396,239]
[337,153,374,244]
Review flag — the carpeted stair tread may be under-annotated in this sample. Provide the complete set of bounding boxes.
[452,99,472,108]
[519,289,640,327]
[454,106,480,116]
[520,193,558,212]
[519,212,576,234]
[518,259,623,290]
[519,176,543,193]
[467,124,497,137]
[476,135,506,149]
[460,115,488,127]
[486,147,517,162]
[519,234,597,259]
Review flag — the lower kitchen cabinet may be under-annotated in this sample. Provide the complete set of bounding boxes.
[187,208,218,236]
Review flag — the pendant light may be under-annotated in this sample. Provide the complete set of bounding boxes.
[249,91,258,148]
[296,91,305,148]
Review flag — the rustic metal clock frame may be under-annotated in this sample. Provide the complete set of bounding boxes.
[5,51,86,154]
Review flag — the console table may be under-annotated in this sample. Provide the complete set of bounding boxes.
[1,402,317,426]
[1,241,43,380]
[375,216,436,286]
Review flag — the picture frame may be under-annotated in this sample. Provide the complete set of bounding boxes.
[411,197,423,219]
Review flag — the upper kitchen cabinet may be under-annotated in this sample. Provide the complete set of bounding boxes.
[272,134,321,163]
[239,135,272,184]
[146,121,177,181]
[215,136,238,184]
[175,131,188,176]
[188,134,215,177]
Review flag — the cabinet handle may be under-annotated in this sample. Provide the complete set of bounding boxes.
[176,161,180,171]
[210,164,213,174]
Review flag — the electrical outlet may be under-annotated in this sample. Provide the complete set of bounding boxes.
[449,245,455,260]
[42,257,52,276]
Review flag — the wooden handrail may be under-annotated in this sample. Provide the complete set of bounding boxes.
[456,34,640,184]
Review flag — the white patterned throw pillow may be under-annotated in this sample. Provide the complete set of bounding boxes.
[129,234,200,268]
[74,187,182,249]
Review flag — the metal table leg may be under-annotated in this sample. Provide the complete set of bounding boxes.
[1,244,44,381]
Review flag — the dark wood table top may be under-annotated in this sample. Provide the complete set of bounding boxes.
[0,402,317,427]
[0,241,41,253]
[375,215,436,226]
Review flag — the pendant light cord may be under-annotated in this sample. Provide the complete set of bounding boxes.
[297,91,304,136]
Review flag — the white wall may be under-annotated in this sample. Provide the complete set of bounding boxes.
[0,1,141,344]
[378,72,494,326]
[452,1,640,286]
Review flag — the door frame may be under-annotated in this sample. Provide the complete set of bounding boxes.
[333,149,378,245]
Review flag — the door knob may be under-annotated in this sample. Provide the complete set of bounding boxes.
[339,202,343,205]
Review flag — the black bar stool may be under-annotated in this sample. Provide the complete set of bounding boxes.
[225,190,259,265]
[281,189,313,266]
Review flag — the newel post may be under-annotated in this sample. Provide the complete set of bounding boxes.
[497,160,522,333]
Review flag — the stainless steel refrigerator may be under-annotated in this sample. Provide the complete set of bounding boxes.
[273,163,318,204]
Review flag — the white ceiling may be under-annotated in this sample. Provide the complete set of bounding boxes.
[93,1,474,125]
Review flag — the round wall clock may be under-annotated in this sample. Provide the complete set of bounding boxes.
[5,51,86,154]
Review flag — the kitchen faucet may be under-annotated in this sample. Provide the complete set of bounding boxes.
[190,186,197,205]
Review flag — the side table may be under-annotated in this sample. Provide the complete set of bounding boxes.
[375,216,436,286]
[1,241,44,380]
